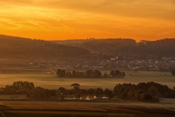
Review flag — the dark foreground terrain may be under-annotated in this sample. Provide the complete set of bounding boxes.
[0,101,175,117]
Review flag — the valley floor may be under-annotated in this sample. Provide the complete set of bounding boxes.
[0,71,174,89]
[0,101,175,117]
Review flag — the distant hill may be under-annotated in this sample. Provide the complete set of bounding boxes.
[55,38,175,58]
[0,35,91,60]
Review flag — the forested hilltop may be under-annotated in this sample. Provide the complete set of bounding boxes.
[0,35,91,60]
[1,34,175,60]
[55,38,175,58]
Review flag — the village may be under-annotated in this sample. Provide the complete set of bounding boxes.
[30,56,175,72]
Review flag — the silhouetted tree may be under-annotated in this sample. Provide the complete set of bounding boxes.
[94,70,102,78]
[58,87,66,94]
[104,89,113,100]
[171,70,175,76]
[96,88,103,98]
[57,69,66,77]
[103,72,109,78]
[88,88,95,95]
[110,70,125,78]
[86,70,94,78]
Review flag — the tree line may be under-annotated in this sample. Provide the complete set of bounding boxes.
[56,69,125,78]
[81,38,175,58]
[114,82,175,102]
[170,67,175,76]
[0,81,175,102]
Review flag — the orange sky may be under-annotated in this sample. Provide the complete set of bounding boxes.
[0,0,175,41]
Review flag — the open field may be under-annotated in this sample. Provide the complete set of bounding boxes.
[0,71,174,90]
[0,101,175,117]
[0,58,50,74]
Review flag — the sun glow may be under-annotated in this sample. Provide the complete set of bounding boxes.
[0,0,174,41]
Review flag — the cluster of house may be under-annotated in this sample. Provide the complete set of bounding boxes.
[74,57,175,71]
[29,57,175,72]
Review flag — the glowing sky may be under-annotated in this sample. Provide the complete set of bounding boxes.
[0,0,175,41]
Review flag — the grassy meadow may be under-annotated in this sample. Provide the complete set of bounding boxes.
[0,71,174,90]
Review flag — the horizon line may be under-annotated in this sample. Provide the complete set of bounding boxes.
[0,34,175,42]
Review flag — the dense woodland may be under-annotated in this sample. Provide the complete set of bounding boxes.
[1,34,175,61]
[1,34,175,60]
[0,35,90,59]
[56,38,175,58]
[56,69,125,78]
[170,67,175,76]
[114,82,175,102]
[0,81,175,102]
